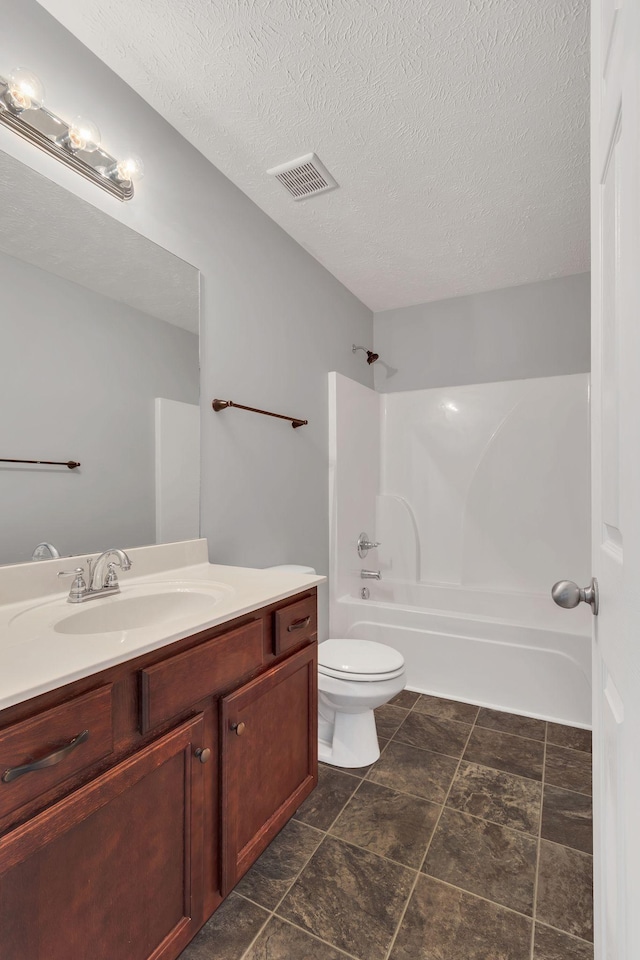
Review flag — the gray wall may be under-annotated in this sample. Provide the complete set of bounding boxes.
[0,253,199,565]
[3,3,374,635]
[373,274,590,392]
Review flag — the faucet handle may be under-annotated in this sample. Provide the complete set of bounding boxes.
[104,562,119,589]
[57,567,88,601]
[57,567,85,579]
[357,532,381,558]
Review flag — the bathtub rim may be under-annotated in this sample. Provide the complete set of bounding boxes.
[338,592,591,639]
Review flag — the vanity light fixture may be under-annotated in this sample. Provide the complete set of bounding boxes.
[0,68,143,201]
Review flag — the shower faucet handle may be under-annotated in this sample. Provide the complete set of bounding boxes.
[357,532,381,559]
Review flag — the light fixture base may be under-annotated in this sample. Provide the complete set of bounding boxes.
[0,77,135,202]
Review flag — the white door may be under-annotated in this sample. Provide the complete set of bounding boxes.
[591,0,640,957]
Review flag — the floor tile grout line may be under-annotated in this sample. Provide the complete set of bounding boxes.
[235,890,275,912]
[316,828,424,874]
[268,830,329,916]
[240,911,364,960]
[407,693,479,724]
[315,771,363,835]
[529,721,548,960]
[543,779,593,800]
[236,903,274,960]
[442,797,541,838]
[237,830,331,959]
[455,756,548,787]
[409,697,549,746]
[378,732,471,764]
[273,915,364,960]
[407,693,592,753]
[382,713,478,960]
[271,828,421,958]
[370,736,548,795]
[391,718,547,777]
[320,774,539,869]
[391,732,469,763]
[419,707,539,920]
[360,776,456,809]
[391,732,545,783]
[410,873,537,923]
[400,712,477,735]
[534,917,595,946]
[238,822,330,955]
[474,723,546,745]
[546,739,594,757]
[537,834,594,858]
[547,744,593,756]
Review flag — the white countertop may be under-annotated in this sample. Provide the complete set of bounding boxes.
[0,540,325,712]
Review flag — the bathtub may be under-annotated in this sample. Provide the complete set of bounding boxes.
[331,582,592,727]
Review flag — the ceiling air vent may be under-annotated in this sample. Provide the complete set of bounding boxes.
[267,153,338,200]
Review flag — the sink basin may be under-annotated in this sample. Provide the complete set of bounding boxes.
[55,590,223,635]
[8,580,233,639]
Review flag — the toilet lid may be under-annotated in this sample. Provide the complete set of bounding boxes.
[318,639,405,679]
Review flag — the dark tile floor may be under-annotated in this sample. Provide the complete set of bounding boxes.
[179,693,594,960]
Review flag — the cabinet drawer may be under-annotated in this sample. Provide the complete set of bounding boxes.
[140,619,264,733]
[273,595,317,656]
[0,685,113,820]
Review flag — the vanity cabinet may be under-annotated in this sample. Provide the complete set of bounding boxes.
[0,588,318,960]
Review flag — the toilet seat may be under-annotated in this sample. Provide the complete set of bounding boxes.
[318,639,405,683]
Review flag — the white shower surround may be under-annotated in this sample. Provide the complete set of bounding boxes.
[329,372,592,726]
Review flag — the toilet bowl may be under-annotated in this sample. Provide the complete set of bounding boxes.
[265,566,407,769]
[317,638,406,767]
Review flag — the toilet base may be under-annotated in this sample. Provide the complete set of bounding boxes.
[318,707,381,768]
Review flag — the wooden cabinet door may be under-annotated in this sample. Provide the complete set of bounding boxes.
[0,715,206,960]
[220,643,317,893]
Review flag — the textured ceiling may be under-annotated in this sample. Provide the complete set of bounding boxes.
[38,0,589,311]
[0,150,199,331]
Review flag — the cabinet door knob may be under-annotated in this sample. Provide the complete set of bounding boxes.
[231,721,246,736]
[194,747,211,764]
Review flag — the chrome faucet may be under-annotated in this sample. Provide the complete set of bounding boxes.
[90,548,132,591]
[361,569,381,580]
[58,548,132,603]
[31,542,60,561]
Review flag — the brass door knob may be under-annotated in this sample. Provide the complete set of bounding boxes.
[194,747,211,764]
[231,721,246,736]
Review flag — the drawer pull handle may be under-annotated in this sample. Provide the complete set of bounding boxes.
[194,747,211,764]
[2,729,90,784]
[287,616,311,633]
[231,721,246,737]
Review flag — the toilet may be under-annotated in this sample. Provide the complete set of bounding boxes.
[267,565,407,768]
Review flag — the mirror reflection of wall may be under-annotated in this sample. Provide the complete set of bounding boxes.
[0,150,200,566]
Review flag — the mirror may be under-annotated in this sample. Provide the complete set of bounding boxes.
[0,149,200,565]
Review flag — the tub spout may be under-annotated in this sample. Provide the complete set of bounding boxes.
[361,569,381,580]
